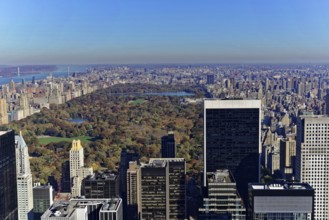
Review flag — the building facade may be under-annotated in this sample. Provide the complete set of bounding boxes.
[248,183,314,220]
[0,98,9,125]
[41,198,122,220]
[0,130,18,220]
[15,133,34,220]
[69,140,93,197]
[139,158,186,220]
[161,131,176,158]
[119,148,139,220]
[199,170,246,219]
[33,183,54,220]
[81,171,119,199]
[204,99,261,204]
[127,161,140,220]
[296,116,329,219]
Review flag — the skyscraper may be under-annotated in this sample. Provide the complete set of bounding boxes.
[127,161,140,220]
[204,99,261,204]
[15,133,34,220]
[69,140,93,197]
[81,171,119,199]
[139,158,186,220]
[279,137,296,180]
[296,115,329,219]
[0,98,9,125]
[119,148,139,220]
[325,88,329,115]
[0,130,18,220]
[161,131,176,158]
[198,170,246,219]
[206,74,215,84]
[248,182,314,220]
[33,183,53,220]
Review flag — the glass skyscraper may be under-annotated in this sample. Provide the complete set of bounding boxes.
[204,99,261,204]
[0,130,18,220]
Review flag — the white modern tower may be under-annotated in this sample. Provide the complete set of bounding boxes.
[296,115,329,219]
[15,132,33,220]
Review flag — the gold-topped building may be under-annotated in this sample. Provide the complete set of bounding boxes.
[69,140,93,197]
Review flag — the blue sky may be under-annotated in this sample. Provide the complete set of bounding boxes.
[1,0,329,64]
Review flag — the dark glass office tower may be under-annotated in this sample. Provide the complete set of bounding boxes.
[161,131,176,158]
[82,171,119,199]
[139,158,186,220]
[119,148,139,220]
[0,130,18,220]
[204,99,261,205]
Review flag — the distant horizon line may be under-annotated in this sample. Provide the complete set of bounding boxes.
[1,62,329,67]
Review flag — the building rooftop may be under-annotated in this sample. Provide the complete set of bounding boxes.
[250,182,313,191]
[143,158,185,168]
[0,130,10,135]
[42,198,122,218]
[85,171,117,181]
[208,169,234,183]
[204,99,261,109]
[15,133,27,150]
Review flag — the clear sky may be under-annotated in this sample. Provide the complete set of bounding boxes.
[1,0,329,64]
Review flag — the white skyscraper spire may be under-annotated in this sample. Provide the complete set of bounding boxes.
[15,132,33,220]
[17,66,20,76]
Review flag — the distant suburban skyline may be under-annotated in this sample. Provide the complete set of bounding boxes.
[1,0,329,65]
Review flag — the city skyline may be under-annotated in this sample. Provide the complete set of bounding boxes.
[1,1,329,64]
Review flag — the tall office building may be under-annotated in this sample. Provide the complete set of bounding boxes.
[15,133,34,220]
[248,183,314,219]
[119,148,139,220]
[33,183,53,220]
[127,161,140,220]
[0,130,18,220]
[204,99,261,204]
[296,115,329,219]
[280,137,296,180]
[69,140,93,197]
[325,88,329,115]
[161,131,176,158]
[61,160,71,193]
[198,170,246,219]
[139,158,186,220]
[0,98,9,125]
[206,74,215,84]
[81,171,119,199]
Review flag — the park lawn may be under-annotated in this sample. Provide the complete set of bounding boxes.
[38,136,94,145]
[128,99,145,105]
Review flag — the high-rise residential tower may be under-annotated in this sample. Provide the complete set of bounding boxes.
[296,115,329,219]
[204,99,261,204]
[0,130,18,219]
[139,158,186,220]
[325,88,329,115]
[127,161,140,220]
[69,140,93,197]
[15,133,34,220]
[0,99,9,125]
[161,131,176,158]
